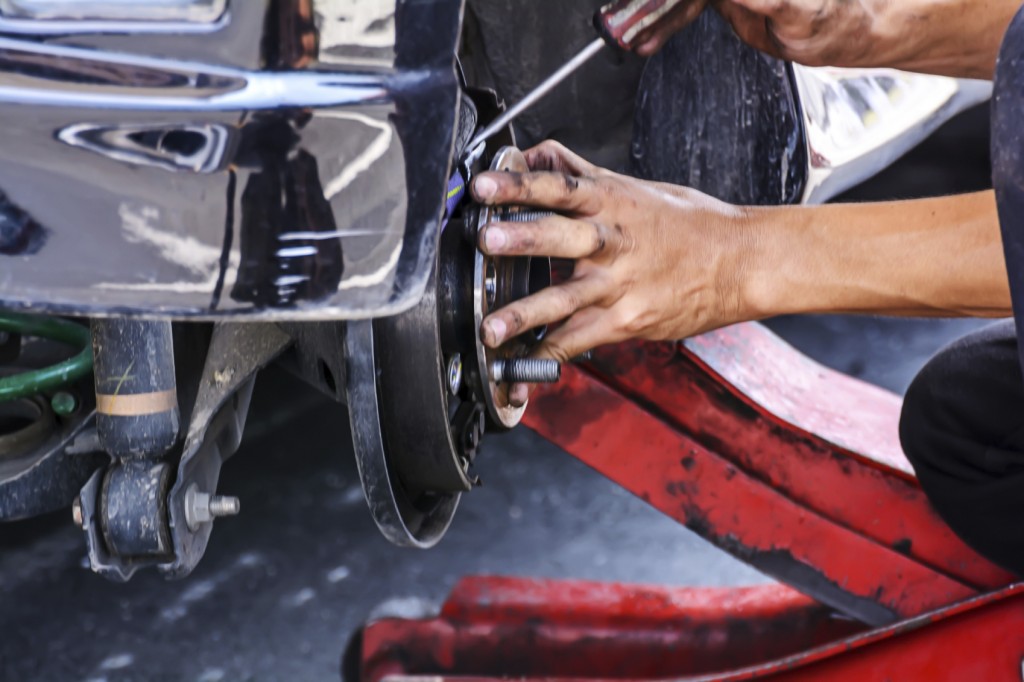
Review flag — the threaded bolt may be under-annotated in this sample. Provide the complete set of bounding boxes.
[496,209,554,224]
[208,496,241,517]
[490,358,561,384]
[185,482,240,531]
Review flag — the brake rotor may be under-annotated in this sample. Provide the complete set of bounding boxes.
[346,104,550,547]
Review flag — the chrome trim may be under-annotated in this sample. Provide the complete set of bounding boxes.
[58,122,233,174]
[0,16,228,33]
[794,66,993,205]
[0,0,226,23]
[0,38,389,110]
[0,0,466,320]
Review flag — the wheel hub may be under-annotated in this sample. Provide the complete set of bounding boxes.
[346,102,552,547]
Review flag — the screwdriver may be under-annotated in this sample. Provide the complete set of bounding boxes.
[466,0,690,151]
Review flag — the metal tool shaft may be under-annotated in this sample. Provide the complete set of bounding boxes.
[466,38,606,151]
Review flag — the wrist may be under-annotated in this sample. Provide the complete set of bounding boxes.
[730,205,803,323]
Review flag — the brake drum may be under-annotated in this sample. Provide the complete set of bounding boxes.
[347,114,550,546]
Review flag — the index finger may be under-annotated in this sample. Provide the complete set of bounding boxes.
[523,141,596,175]
[506,308,618,406]
[471,171,600,215]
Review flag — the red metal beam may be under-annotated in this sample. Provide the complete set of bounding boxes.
[361,577,863,682]
[582,326,1012,590]
[361,325,1022,681]
[709,583,1024,681]
[522,324,1013,619]
[362,578,1024,682]
[524,362,974,623]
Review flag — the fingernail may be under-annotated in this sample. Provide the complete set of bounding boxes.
[485,318,507,346]
[484,227,507,252]
[474,176,497,201]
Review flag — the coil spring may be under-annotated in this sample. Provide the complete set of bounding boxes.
[0,312,92,415]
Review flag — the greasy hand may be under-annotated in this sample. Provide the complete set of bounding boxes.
[631,0,901,72]
[711,0,893,68]
[471,142,754,405]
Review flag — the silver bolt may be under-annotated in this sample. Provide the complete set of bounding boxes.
[496,209,553,224]
[490,358,561,384]
[208,496,240,517]
[72,496,83,528]
[185,483,240,532]
[446,354,463,395]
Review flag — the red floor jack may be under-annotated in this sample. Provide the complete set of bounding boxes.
[358,322,1024,681]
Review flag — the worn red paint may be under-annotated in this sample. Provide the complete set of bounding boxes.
[686,324,908,474]
[528,324,1013,599]
[361,577,864,682]
[362,578,1024,682]
[361,324,1022,681]
[527,366,975,621]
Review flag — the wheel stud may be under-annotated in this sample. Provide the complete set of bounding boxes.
[490,358,561,384]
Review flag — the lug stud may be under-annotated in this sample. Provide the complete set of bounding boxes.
[490,358,561,384]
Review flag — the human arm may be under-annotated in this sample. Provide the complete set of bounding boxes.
[743,189,1010,319]
[470,142,1010,403]
[631,0,1020,80]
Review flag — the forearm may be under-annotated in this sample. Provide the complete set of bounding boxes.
[869,0,1019,79]
[742,191,1012,319]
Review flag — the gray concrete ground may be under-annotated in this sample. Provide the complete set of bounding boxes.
[0,105,997,681]
[0,314,988,682]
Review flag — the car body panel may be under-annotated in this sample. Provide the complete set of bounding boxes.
[0,0,464,320]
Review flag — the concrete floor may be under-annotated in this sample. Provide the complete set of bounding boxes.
[0,315,988,682]
[0,104,997,680]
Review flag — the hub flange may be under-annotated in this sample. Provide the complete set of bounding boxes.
[346,131,551,547]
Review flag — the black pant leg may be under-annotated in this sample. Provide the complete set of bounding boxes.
[900,319,1024,575]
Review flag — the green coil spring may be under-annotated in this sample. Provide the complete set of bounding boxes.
[0,312,93,414]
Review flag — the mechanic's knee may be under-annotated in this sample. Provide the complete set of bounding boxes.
[900,321,1020,478]
[899,322,1024,574]
[899,342,962,472]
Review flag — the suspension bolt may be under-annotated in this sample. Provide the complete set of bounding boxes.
[490,358,561,384]
[446,354,463,396]
[184,483,240,532]
[209,496,241,517]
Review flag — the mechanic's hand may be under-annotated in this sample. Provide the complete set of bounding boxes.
[471,141,756,406]
[710,0,891,68]
[633,0,901,72]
